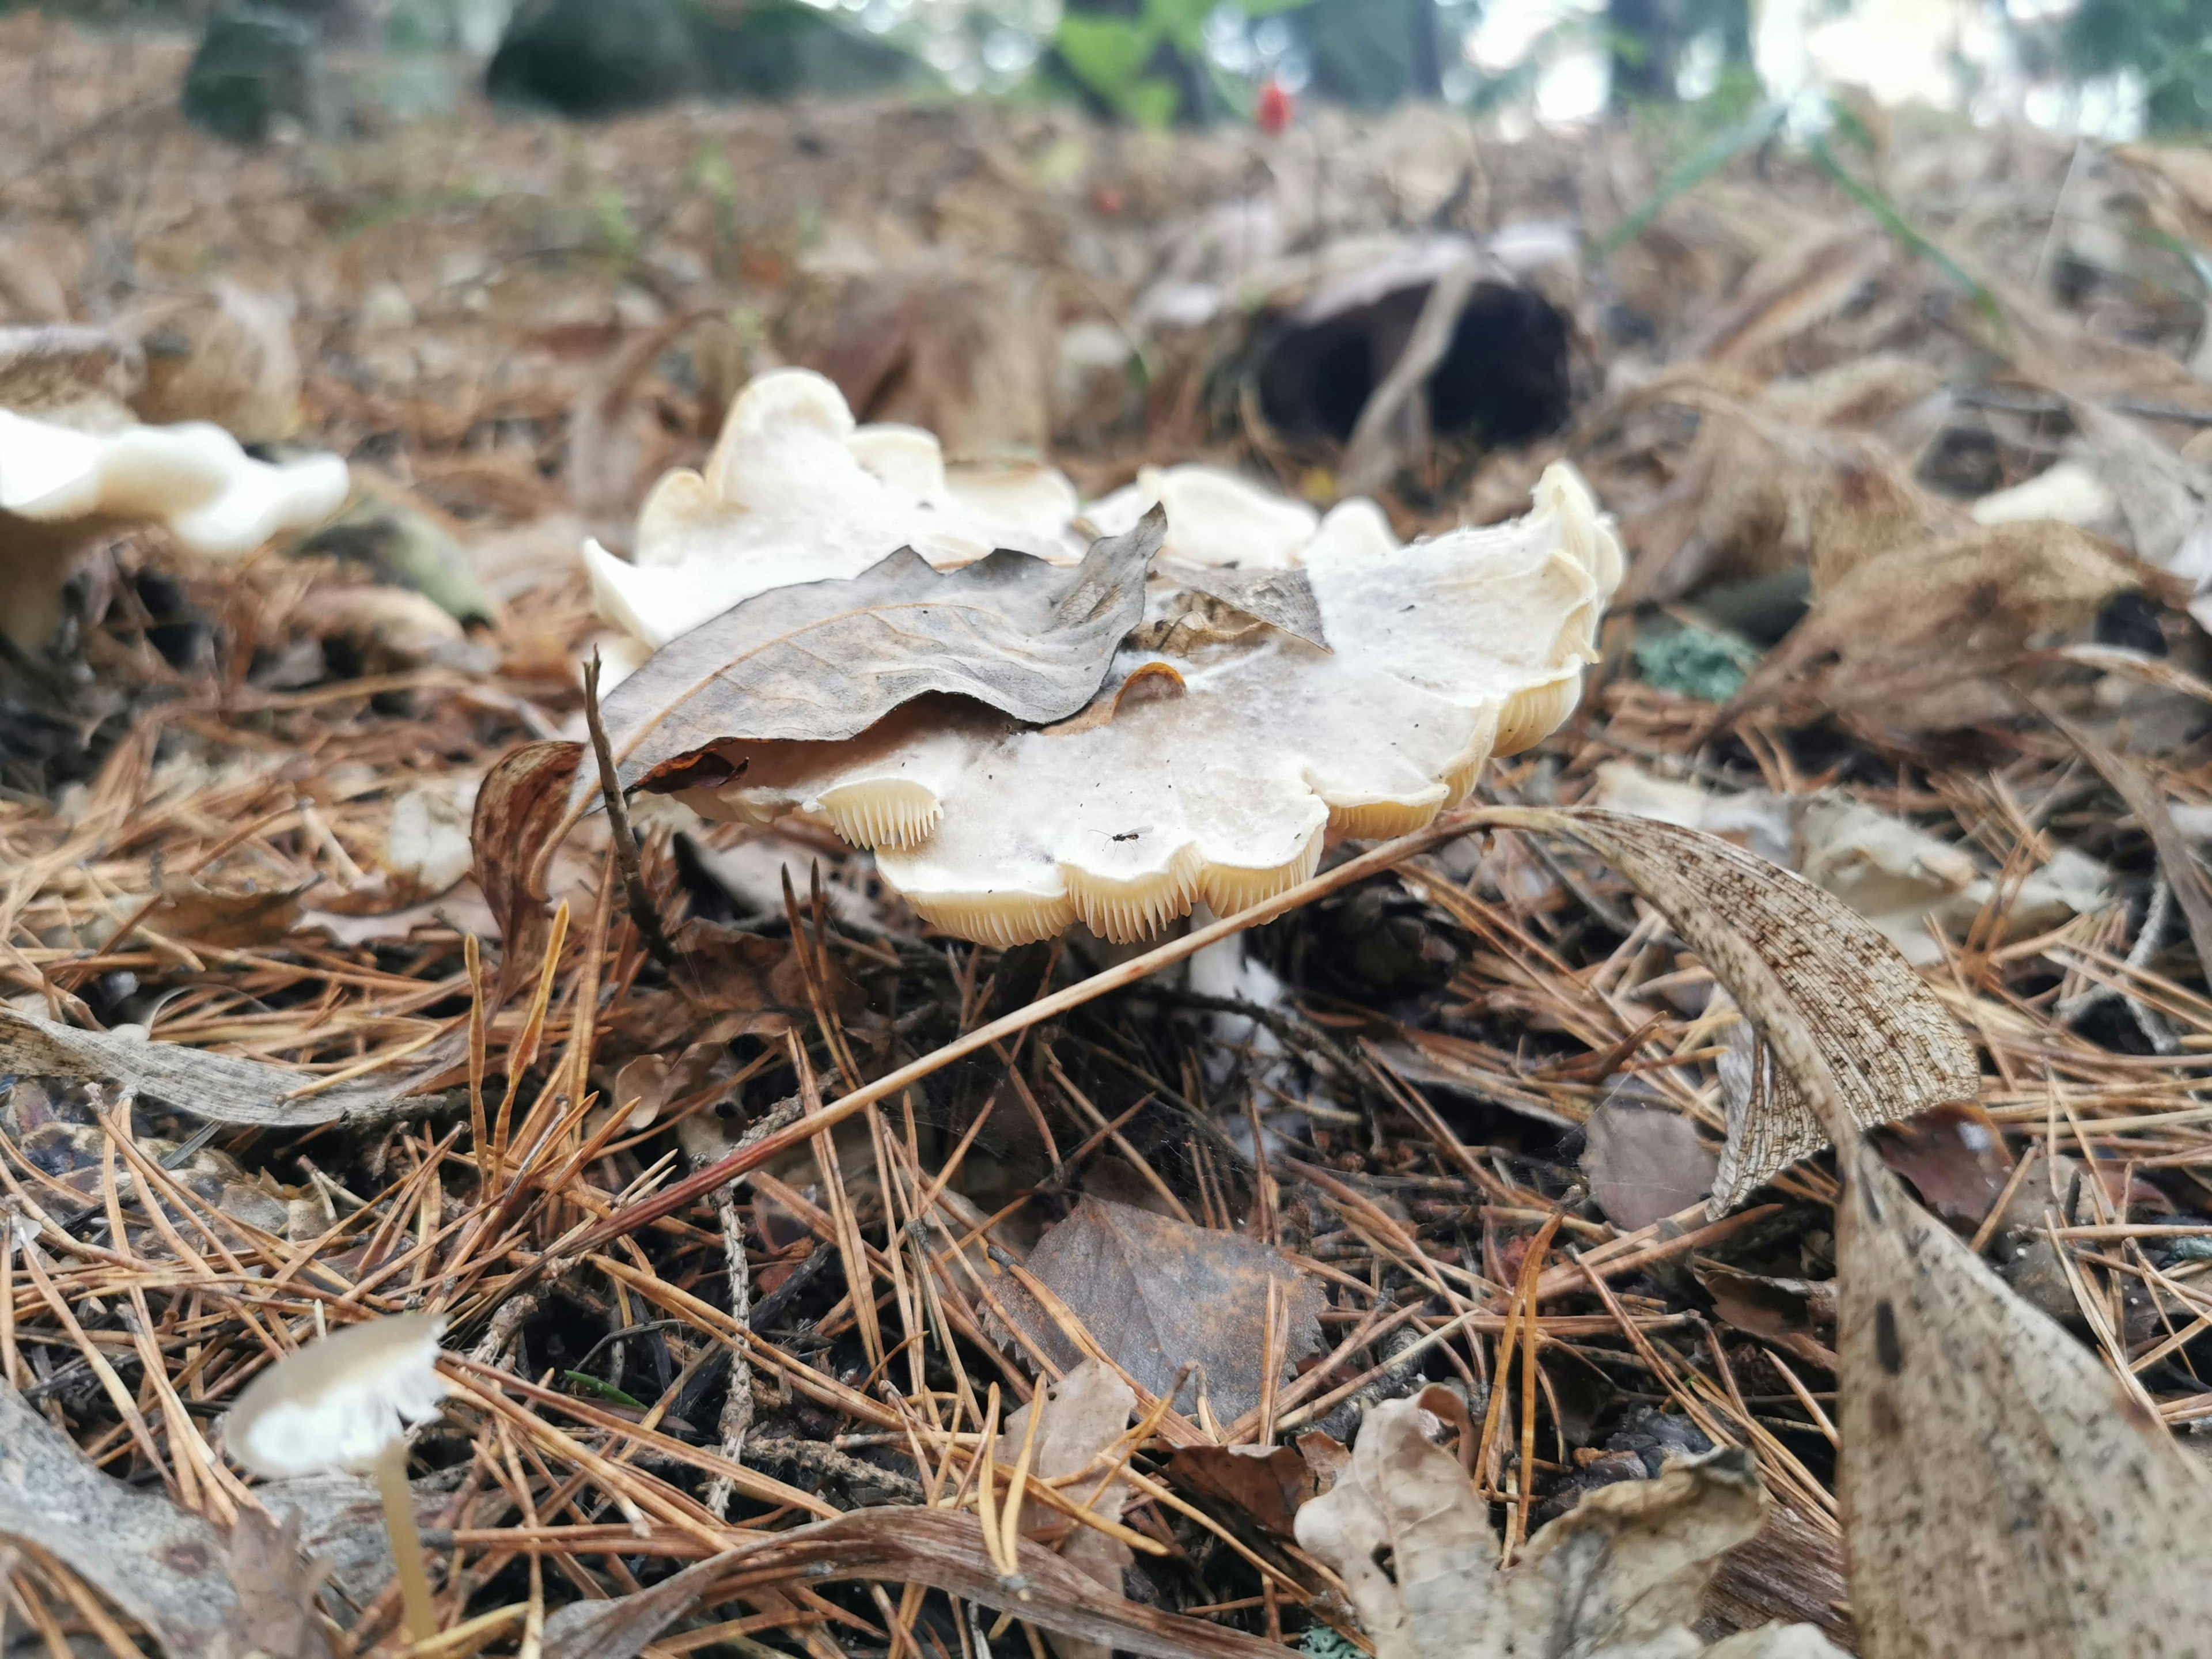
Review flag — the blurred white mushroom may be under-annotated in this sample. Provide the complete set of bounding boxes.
[0,408,347,650]
[225,1311,448,1642]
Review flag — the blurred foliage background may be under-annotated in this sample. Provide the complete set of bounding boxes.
[0,0,2203,139]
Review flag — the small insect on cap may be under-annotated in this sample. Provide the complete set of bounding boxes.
[225,1312,448,1478]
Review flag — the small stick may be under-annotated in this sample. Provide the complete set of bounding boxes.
[582,650,680,971]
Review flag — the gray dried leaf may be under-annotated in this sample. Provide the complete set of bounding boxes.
[999,1359,1139,1659]
[993,1196,1322,1422]
[1476,808,1976,1213]
[1581,1099,1718,1230]
[0,1005,455,1128]
[1833,1132,2212,1656]
[0,1379,241,1658]
[574,510,1162,816]
[1158,559,1331,650]
[543,1547,745,1659]
[222,1510,334,1659]
[1292,1396,1844,1659]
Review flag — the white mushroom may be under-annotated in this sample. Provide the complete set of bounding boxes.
[225,1311,448,1642]
[0,408,347,650]
[595,369,1617,948]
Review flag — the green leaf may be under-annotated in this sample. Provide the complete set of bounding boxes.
[1055,13,1158,101]
[1124,74,1183,130]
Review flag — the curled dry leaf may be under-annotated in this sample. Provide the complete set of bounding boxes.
[221,1509,335,1659]
[0,1378,243,1658]
[1468,808,1977,1213]
[471,737,582,995]
[992,1196,1323,1424]
[0,1005,455,1128]
[1720,520,2154,734]
[1168,1441,1317,1540]
[1293,1395,1844,1659]
[128,280,305,443]
[1588,368,1951,607]
[570,502,1162,836]
[671,464,1616,945]
[542,1547,747,1659]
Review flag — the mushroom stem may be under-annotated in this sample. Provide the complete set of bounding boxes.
[373,1436,439,1643]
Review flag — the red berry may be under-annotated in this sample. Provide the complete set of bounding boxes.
[1256,79,1293,134]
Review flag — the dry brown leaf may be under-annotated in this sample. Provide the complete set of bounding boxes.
[1294,1396,1844,1659]
[2032,694,2212,985]
[1156,559,1332,652]
[1691,1261,1839,1371]
[1581,1099,1719,1230]
[1471,808,1976,1213]
[1719,521,2152,734]
[554,1506,1278,1659]
[790,262,1055,454]
[1168,1441,1317,1540]
[0,1005,455,1128]
[992,1196,1323,1423]
[221,1509,335,1659]
[1869,1100,2017,1229]
[0,1378,244,1658]
[471,738,582,993]
[562,509,1161,839]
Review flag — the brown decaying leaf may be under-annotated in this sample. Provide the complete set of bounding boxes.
[1692,1260,1840,1372]
[1169,1442,1317,1540]
[1718,521,2152,734]
[1469,808,1977,1213]
[1581,1098,1719,1230]
[1869,1100,2016,1228]
[0,1380,241,1658]
[1595,369,1950,607]
[471,737,582,980]
[991,1196,1323,1424]
[555,1508,1281,1659]
[543,1546,746,1659]
[1293,1395,1843,1658]
[564,509,1163,827]
[0,1005,454,1128]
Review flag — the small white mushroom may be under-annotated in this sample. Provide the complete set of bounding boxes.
[225,1311,448,1642]
[0,407,347,650]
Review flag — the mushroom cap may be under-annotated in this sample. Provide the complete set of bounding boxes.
[225,1312,447,1478]
[0,410,348,557]
[680,462,1620,944]
[584,368,1088,651]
